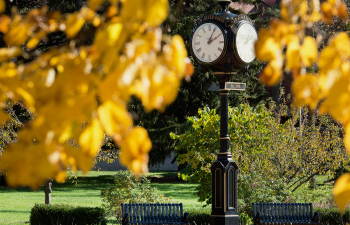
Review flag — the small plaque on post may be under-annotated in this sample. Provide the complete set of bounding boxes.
[224,82,246,91]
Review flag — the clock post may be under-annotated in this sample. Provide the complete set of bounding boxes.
[189,0,258,225]
[209,71,240,225]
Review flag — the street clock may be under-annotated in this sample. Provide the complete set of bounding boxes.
[193,2,258,225]
[190,3,257,72]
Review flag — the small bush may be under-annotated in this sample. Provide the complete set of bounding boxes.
[30,203,107,225]
[187,209,211,225]
[315,207,350,225]
[101,170,173,223]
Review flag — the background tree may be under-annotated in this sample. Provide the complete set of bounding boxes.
[172,98,348,215]
[252,0,350,211]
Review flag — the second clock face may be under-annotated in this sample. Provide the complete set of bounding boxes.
[235,22,257,64]
[191,22,226,63]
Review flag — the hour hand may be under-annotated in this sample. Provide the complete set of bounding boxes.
[207,28,216,44]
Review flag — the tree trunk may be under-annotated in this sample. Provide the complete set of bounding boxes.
[44,180,52,205]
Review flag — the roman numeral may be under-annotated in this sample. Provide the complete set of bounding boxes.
[195,42,200,45]
[202,53,205,59]
[197,48,201,53]
[197,35,202,37]
[208,55,211,61]
[209,25,211,31]
[218,47,223,52]
[219,41,224,43]
[202,28,206,33]
[214,53,218,57]
[213,27,217,32]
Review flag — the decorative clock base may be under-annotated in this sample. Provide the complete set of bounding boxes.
[210,214,240,225]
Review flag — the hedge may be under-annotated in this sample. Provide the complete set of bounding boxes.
[30,203,107,225]
[186,207,350,225]
[314,207,350,225]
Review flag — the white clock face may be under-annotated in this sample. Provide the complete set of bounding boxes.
[192,23,225,63]
[235,23,257,63]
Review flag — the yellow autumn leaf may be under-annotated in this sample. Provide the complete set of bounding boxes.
[0,15,11,33]
[280,4,290,23]
[292,74,323,110]
[0,47,22,62]
[309,0,321,22]
[338,1,348,20]
[285,35,300,70]
[0,0,5,14]
[329,32,350,57]
[0,142,60,189]
[88,0,104,11]
[97,100,133,145]
[119,127,152,174]
[333,173,350,212]
[65,12,85,38]
[79,118,104,156]
[163,35,188,76]
[4,18,30,46]
[255,28,280,62]
[65,145,95,173]
[106,23,123,45]
[121,0,169,27]
[16,87,35,107]
[144,0,169,27]
[319,46,341,72]
[26,37,40,49]
[0,110,8,125]
[300,36,318,67]
[320,73,350,125]
[321,2,333,24]
[345,123,350,152]
[259,59,283,86]
[55,171,67,183]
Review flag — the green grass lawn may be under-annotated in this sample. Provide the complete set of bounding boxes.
[0,171,205,225]
[0,171,335,225]
[291,175,334,206]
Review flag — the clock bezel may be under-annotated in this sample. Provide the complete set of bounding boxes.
[232,20,257,65]
[190,21,228,66]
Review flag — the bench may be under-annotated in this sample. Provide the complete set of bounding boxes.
[121,203,189,225]
[252,203,320,225]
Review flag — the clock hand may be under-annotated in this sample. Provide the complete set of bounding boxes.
[208,33,222,44]
[207,28,217,44]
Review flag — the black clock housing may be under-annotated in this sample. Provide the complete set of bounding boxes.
[190,10,256,72]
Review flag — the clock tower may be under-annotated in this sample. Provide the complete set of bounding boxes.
[189,1,257,225]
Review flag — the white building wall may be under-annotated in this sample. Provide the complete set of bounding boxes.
[94,152,178,171]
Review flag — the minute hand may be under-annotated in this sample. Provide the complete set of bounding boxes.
[208,33,222,44]
[207,29,216,44]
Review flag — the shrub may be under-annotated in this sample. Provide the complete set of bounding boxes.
[101,170,173,223]
[30,203,107,225]
[173,102,347,215]
[314,207,350,225]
